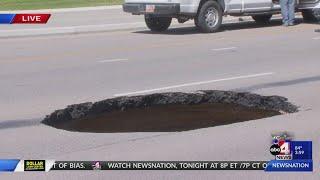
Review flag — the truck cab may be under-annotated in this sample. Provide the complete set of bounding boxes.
[123,0,320,32]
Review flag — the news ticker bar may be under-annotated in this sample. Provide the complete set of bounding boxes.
[0,160,314,172]
[0,14,51,24]
[52,161,269,170]
[1,160,268,171]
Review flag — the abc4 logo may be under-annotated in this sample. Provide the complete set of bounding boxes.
[270,140,291,156]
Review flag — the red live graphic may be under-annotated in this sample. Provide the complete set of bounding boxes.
[12,14,51,24]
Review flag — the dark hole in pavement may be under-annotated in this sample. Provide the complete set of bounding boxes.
[42,90,298,133]
[50,103,280,133]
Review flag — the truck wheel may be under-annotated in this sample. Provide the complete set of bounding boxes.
[194,18,200,28]
[144,15,172,32]
[302,10,319,22]
[252,15,272,24]
[196,1,223,33]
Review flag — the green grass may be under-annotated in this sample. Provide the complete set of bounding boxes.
[0,0,123,10]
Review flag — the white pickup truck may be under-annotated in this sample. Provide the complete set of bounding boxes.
[123,0,319,32]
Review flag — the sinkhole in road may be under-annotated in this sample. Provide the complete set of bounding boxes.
[42,90,298,133]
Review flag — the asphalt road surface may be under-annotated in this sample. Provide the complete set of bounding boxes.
[0,19,320,179]
[0,7,250,37]
[0,7,142,30]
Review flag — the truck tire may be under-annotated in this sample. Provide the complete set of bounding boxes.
[144,15,172,32]
[194,18,200,28]
[302,9,319,22]
[196,1,223,33]
[252,14,272,24]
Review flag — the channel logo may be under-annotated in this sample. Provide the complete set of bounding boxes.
[92,161,102,170]
[265,132,313,172]
[270,133,292,160]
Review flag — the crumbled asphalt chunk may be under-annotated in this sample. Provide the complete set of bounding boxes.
[42,90,298,127]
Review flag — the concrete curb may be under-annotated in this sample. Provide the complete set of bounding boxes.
[0,22,146,38]
[0,5,122,13]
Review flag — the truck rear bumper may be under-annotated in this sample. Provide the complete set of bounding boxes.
[123,3,180,15]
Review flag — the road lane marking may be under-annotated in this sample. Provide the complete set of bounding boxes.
[212,47,237,51]
[114,72,274,97]
[2,34,227,64]
[98,59,129,63]
[312,37,320,40]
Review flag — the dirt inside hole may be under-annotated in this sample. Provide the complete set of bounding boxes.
[52,103,280,133]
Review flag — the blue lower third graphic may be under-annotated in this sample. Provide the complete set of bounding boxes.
[0,159,20,172]
[0,14,16,24]
[265,160,313,172]
[291,141,312,160]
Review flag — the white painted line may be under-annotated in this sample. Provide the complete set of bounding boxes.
[98,59,129,63]
[212,47,237,51]
[312,37,320,40]
[114,72,274,97]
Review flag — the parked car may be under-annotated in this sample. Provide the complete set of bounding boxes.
[123,0,320,32]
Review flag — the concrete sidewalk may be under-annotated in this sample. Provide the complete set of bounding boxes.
[0,5,252,38]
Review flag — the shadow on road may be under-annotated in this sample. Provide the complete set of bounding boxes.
[0,118,41,130]
[234,75,320,92]
[134,18,311,35]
